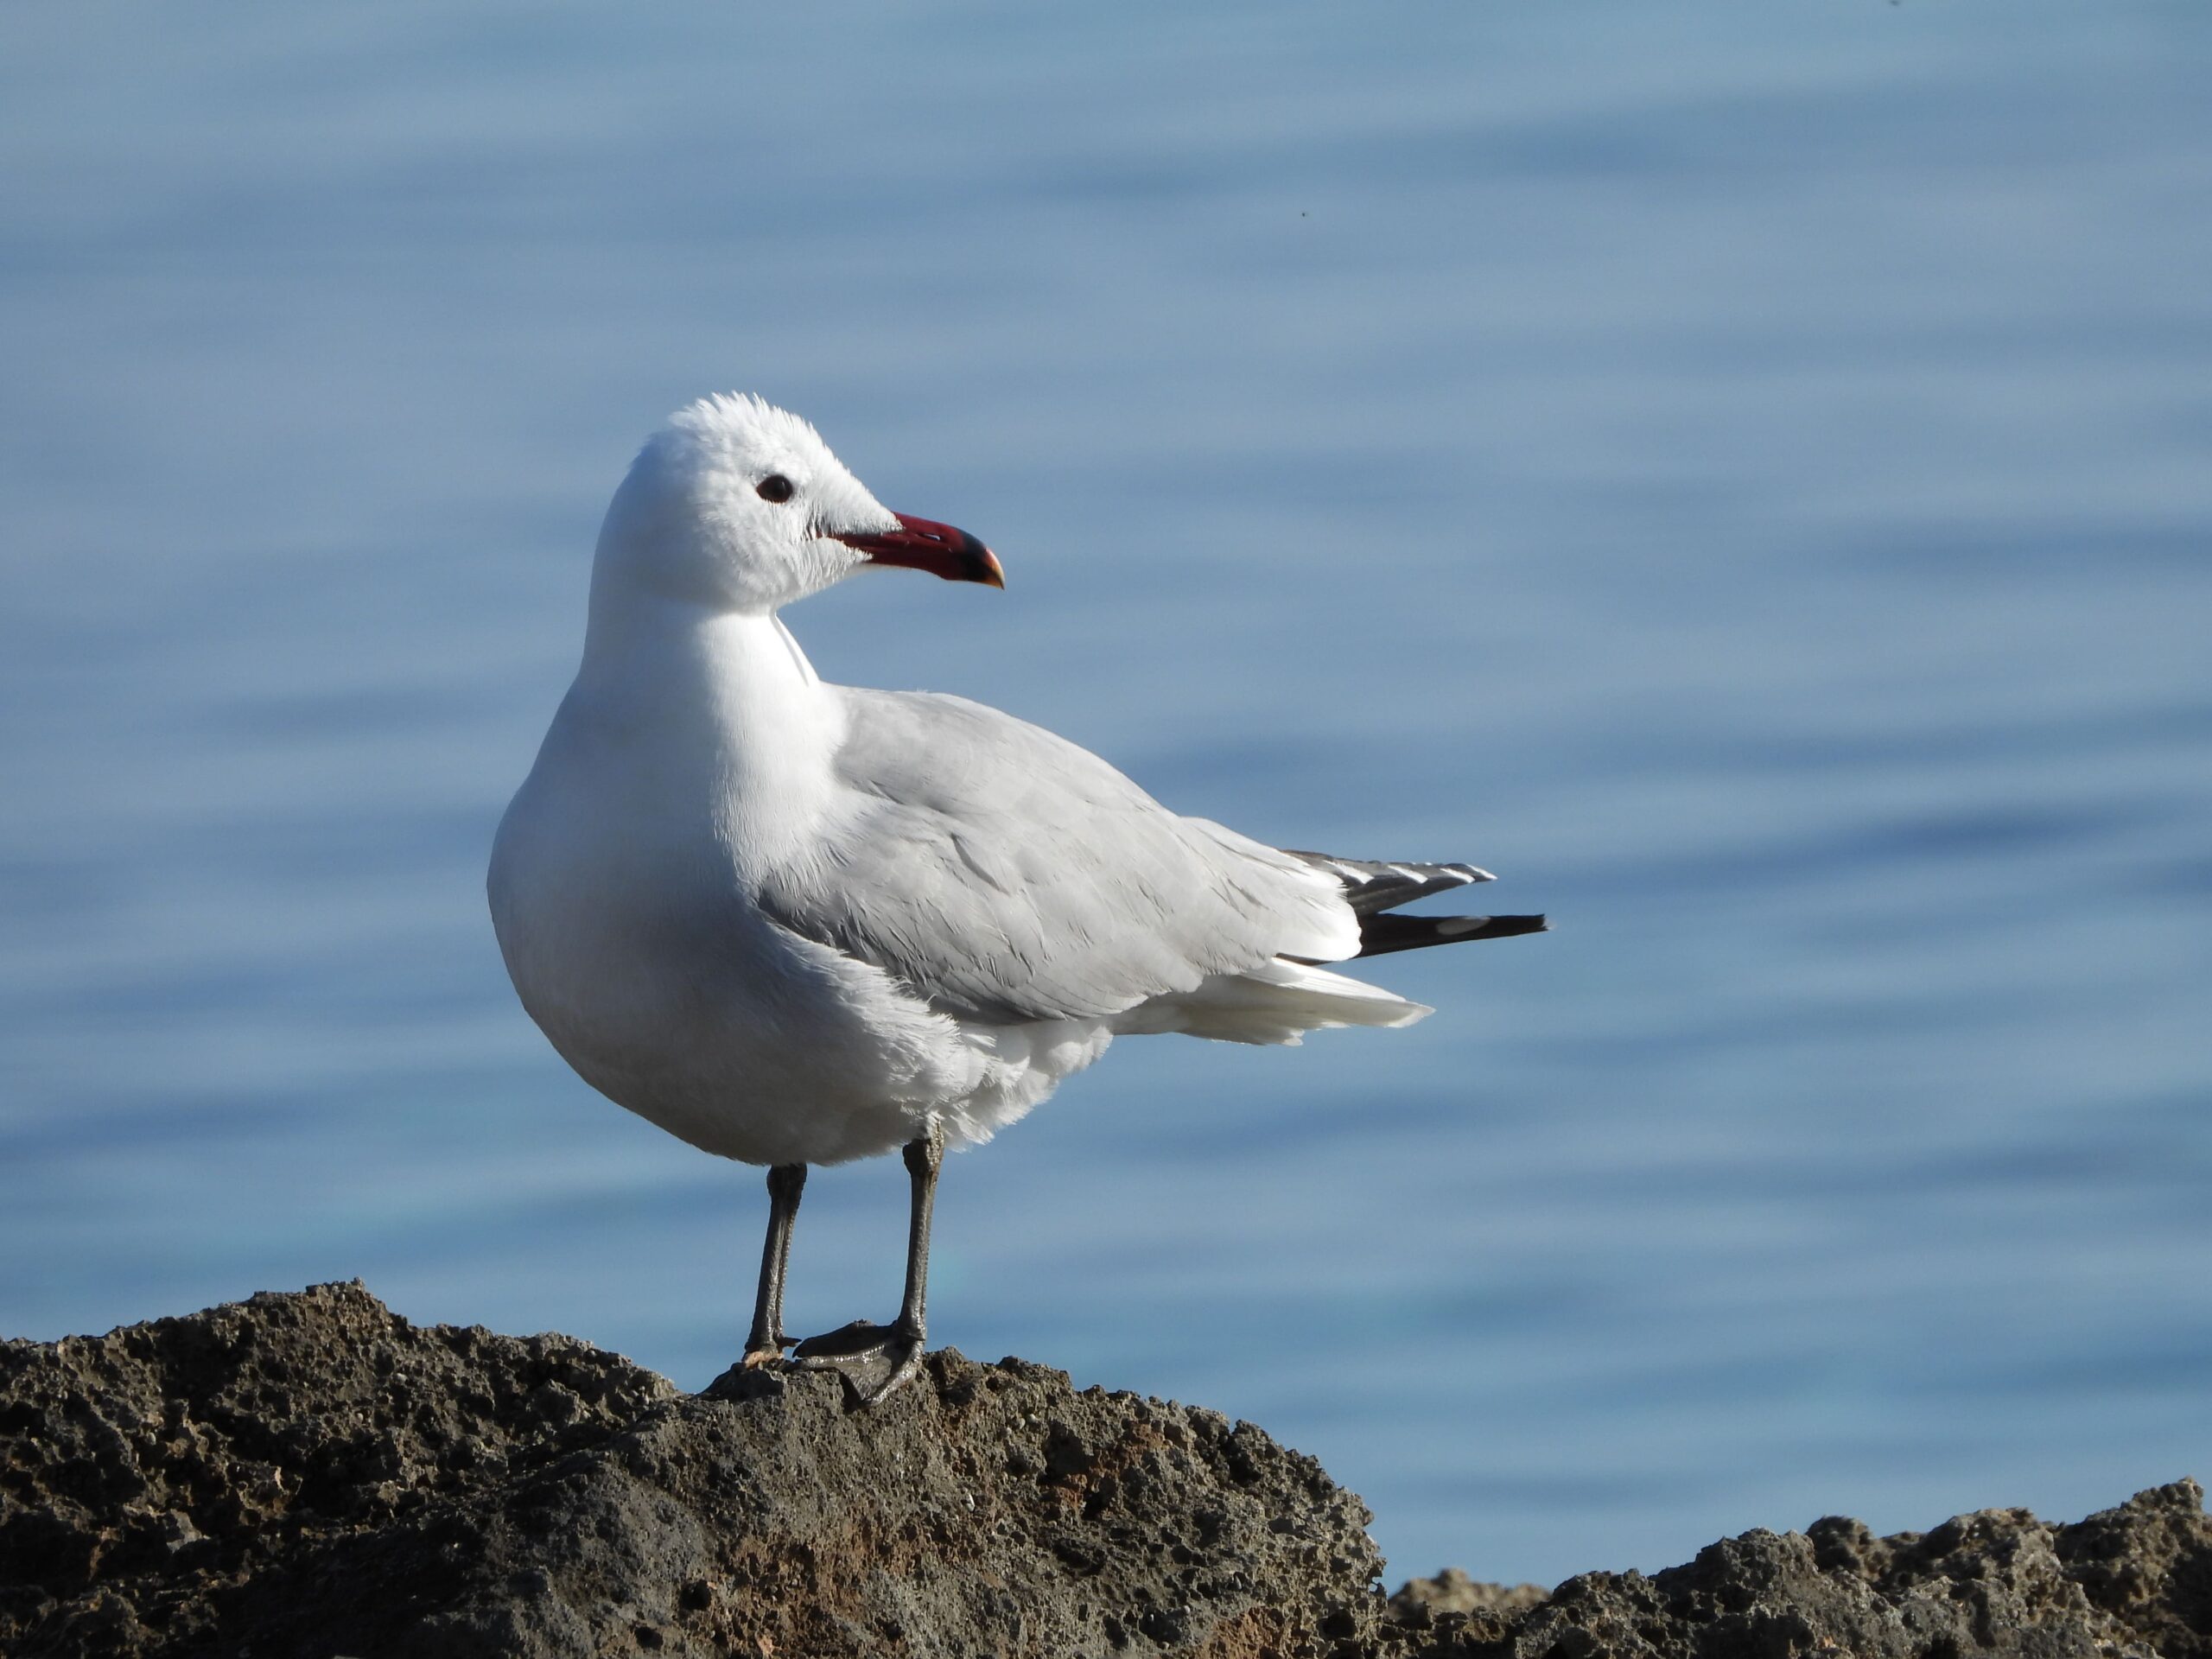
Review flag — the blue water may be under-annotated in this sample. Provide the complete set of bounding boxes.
[4,2,2209,1587]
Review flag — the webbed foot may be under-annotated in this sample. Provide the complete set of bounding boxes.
[790,1318,925,1405]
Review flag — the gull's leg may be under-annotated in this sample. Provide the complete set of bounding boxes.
[741,1163,806,1368]
[791,1119,945,1405]
[884,1120,945,1373]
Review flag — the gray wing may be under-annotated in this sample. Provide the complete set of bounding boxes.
[754,690,1357,1024]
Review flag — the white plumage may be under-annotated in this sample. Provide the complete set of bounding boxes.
[491,395,1436,1168]
[487,394,1539,1395]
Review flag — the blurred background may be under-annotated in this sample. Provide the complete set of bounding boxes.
[3,0,2209,1588]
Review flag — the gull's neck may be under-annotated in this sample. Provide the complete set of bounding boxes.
[570,592,847,865]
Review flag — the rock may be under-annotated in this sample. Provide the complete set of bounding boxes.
[1389,1568,1548,1643]
[1,1285,2204,1659]
[1376,1484,2212,1659]
[1,1284,1383,1656]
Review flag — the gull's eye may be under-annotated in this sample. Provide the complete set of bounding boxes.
[755,474,796,504]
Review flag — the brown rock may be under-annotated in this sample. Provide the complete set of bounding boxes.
[1,1284,1382,1656]
[3,1285,2205,1659]
[1381,1484,2211,1659]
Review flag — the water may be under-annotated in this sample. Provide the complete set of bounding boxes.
[3,1,2209,1587]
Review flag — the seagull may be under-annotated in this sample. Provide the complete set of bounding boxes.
[488,395,1545,1402]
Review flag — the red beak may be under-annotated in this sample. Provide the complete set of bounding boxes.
[834,512,1005,588]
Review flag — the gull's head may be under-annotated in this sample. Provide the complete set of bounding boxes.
[594,393,1002,616]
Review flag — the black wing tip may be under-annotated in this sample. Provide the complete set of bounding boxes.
[1353,911,1550,958]
[1482,912,1549,939]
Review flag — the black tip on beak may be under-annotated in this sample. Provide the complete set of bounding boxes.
[956,529,1007,589]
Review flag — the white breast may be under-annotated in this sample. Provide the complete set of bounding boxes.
[492,608,964,1164]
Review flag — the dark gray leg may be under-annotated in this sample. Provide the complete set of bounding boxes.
[741,1163,806,1368]
[890,1122,944,1347]
[791,1119,945,1404]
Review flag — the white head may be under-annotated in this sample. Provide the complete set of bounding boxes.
[589,393,1002,620]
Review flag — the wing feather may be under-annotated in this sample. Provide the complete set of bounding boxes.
[754,690,1357,1023]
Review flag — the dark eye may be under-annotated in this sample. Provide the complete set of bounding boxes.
[755,474,795,504]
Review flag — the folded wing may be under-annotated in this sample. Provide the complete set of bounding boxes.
[755,690,1363,1027]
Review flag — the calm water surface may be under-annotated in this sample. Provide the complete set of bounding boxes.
[3,2,2209,1585]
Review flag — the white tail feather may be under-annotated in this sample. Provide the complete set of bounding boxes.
[1114,958,1430,1046]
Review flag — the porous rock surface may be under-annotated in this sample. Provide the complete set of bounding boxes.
[1386,1482,2211,1659]
[1,1284,2205,1659]
[1,1284,1378,1656]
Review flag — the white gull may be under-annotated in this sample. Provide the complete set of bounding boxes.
[488,394,1544,1401]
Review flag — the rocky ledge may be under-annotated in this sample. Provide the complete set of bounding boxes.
[2,1285,2204,1659]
